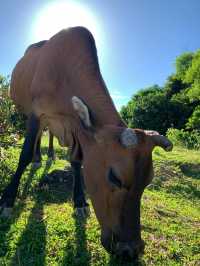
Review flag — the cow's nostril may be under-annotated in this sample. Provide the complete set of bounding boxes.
[121,247,132,258]
[115,243,134,258]
[115,240,145,259]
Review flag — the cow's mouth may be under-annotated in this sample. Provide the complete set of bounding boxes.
[101,231,145,260]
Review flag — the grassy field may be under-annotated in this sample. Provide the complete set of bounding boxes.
[0,136,199,266]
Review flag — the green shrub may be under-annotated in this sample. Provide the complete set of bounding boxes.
[0,75,26,147]
[186,105,200,130]
[0,147,16,192]
[167,128,200,150]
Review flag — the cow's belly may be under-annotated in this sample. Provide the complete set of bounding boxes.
[32,90,76,148]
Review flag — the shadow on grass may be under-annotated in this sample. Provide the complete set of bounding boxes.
[8,162,91,266]
[180,163,200,179]
[9,162,75,265]
[149,178,200,201]
[74,215,90,266]
[9,161,53,266]
[141,225,158,234]
[148,160,200,200]
[40,146,67,161]
[1,143,91,265]
[0,165,39,260]
[108,255,146,266]
[165,180,200,200]
[60,168,90,265]
[61,214,91,266]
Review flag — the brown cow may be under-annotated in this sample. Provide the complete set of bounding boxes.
[10,40,55,165]
[0,27,172,259]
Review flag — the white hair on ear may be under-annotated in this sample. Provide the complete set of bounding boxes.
[71,96,91,127]
[144,130,159,136]
[121,128,137,148]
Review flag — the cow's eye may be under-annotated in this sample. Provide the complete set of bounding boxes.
[108,168,122,189]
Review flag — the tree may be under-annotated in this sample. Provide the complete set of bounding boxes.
[170,92,194,129]
[0,75,26,146]
[120,81,194,134]
[175,52,193,81]
[186,106,200,130]
[121,85,172,134]
[184,49,200,102]
[121,49,200,135]
[180,49,200,130]
[164,74,187,98]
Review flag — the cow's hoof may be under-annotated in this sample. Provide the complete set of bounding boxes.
[47,157,55,165]
[47,154,56,161]
[32,162,42,169]
[0,207,12,218]
[74,206,90,219]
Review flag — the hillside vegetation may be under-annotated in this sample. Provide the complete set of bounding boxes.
[121,50,200,150]
[0,136,199,266]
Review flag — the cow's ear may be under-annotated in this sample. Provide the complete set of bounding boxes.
[71,96,92,128]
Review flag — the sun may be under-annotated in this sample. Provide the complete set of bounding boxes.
[32,1,102,45]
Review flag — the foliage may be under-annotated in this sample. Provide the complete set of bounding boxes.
[184,49,200,102]
[120,85,193,134]
[0,137,199,265]
[0,147,17,191]
[164,74,187,98]
[121,49,200,138]
[186,105,200,130]
[175,52,193,80]
[167,128,200,150]
[0,75,26,147]
[121,85,167,134]
[169,92,194,129]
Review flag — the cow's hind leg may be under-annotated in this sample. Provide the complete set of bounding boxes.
[0,114,40,217]
[47,131,55,161]
[32,134,42,168]
[72,161,89,218]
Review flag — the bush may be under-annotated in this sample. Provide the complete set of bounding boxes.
[0,147,16,192]
[120,84,194,135]
[167,128,200,150]
[0,75,26,147]
[186,105,200,130]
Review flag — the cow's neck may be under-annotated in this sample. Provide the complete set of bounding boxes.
[77,76,126,128]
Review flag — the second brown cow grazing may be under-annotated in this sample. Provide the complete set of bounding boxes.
[0,26,173,259]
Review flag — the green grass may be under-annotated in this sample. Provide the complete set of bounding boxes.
[0,137,199,266]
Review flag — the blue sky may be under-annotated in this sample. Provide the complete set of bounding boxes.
[1,0,200,110]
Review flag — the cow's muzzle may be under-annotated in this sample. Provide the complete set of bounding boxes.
[101,230,145,259]
[115,240,145,259]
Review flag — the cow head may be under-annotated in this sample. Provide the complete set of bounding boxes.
[72,96,173,259]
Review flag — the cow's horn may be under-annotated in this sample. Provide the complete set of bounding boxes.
[120,128,138,148]
[144,130,173,151]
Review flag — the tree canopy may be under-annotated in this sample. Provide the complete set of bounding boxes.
[120,49,200,134]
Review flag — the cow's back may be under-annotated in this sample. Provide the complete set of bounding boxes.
[30,27,122,127]
[11,27,124,146]
[10,40,47,114]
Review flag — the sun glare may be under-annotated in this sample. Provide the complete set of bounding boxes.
[32,1,102,45]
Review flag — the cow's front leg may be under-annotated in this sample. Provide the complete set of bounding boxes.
[71,161,89,218]
[0,114,40,217]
